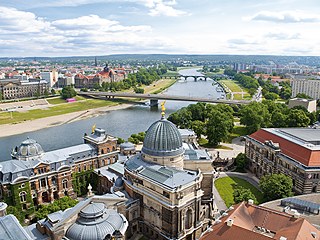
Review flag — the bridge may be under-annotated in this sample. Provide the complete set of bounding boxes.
[162,75,208,81]
[78,91,251,106]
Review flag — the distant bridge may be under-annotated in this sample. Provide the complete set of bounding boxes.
[79,91,251,106]
[162,75,209,81]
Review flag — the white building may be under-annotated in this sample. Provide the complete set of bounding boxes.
[291,78,320,99]
[40,70,58,88]
[288,98,317,112]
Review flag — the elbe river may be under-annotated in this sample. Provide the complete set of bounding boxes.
[0,68,223,161]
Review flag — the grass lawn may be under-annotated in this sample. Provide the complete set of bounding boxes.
[226,125,247,143]
[0,98,119,125]
[219,79,243,92]
[215,176,264,207]
[144,79,176,94]
[233,93,251,100]
[198,138,233,150]
[47,96,86,105]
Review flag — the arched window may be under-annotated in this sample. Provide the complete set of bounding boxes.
[62,179,68,189]
[19,191,27,203]
[52,176,56,185]
[185,209,193,230]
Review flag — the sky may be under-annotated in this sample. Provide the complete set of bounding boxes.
[0,0,320,57]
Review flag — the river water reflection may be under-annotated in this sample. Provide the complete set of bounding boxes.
[0,68,222,161]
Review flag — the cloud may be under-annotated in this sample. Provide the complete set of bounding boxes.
[246,10,320,23]
[228,38,260,45]
[20,0,187,17]
[0,6,175,57]
[265,32,301,40]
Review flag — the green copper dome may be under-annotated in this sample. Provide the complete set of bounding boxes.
[142,118,184,157]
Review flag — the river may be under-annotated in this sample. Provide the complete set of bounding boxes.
[0,68,223,161]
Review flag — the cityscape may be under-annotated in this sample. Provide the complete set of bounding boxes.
[1,1,320,240]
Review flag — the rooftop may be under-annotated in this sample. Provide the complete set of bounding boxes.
[200,202,320,240]
[249,128,320,167]
[125,153,199,189]
[0,214,33,240]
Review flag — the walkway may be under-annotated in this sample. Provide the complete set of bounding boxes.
[213,171,261,212]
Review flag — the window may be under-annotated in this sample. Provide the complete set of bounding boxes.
[62,179,68,189]
[52,176,56,185]
[19,191,27,203]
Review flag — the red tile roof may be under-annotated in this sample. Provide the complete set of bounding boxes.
[200,202,320,240]
[249,129,320,167]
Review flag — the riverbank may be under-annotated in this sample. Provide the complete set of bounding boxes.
[0,78,176,138]
[0,103,134,138]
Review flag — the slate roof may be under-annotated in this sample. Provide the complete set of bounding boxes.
[125,154,199,189]
[0,214,33,240]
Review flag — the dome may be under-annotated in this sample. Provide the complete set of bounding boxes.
[142,118,184,157]
[114,177,124,188]
[12,138,44,160]
[120,142,135,150]
[66,203,126,240]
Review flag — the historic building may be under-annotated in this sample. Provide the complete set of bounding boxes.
[0,127,118,218]
[0,78,48,100]
[245,128,320,194]
[74,64,126,89]
[119,107,214,240]
[0,193,128,240]
[200,200,320,240]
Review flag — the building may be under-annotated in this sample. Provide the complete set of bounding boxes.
[121,112,214,240]
[74,64,126,89]
[0,78,48,100]
[40,70,58,88]
[0,193,128,240]
[291,77,320,99]
[245,128,320,194]
[31,193,128,240]
[288,98,317,112]
[0,127,118,219]
[200,201,320,240]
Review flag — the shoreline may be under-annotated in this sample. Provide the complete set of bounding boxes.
[0,102,135,138]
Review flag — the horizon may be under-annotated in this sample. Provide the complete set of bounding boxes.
[1,0,320,57]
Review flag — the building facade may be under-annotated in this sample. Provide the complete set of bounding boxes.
[0,78,48,100]
[122,115,214,240]
[291,78,320,99]
[245,128,320,194]
[0,128,118,218]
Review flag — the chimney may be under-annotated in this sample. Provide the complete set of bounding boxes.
[248,199,254,205]
[226,219,234,227]
[311,232,317,238]
[280,237,287,240]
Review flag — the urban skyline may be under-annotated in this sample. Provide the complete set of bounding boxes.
[1,0,320,57]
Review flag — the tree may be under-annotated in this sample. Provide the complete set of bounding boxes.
[295,93,312,99]
[233,186,257,204]
[134,87,144,94]
[206,109,233,146]
[117,138,125,144]
[286,109,310,127]
[51,89,56,95]
[61,86,77,99]
[271,112,288,127]
[235,153,248,172]
[259,174,293,201]
[248,88,256,97]
[240,102,271,134]
[191,120,205,139]
[264,92,278,101]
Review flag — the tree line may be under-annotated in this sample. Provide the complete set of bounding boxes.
[167,101,318,146]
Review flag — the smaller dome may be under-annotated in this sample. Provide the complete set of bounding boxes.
[12,138,44,160]
[120,142,135,150]
[114,177,124,188]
